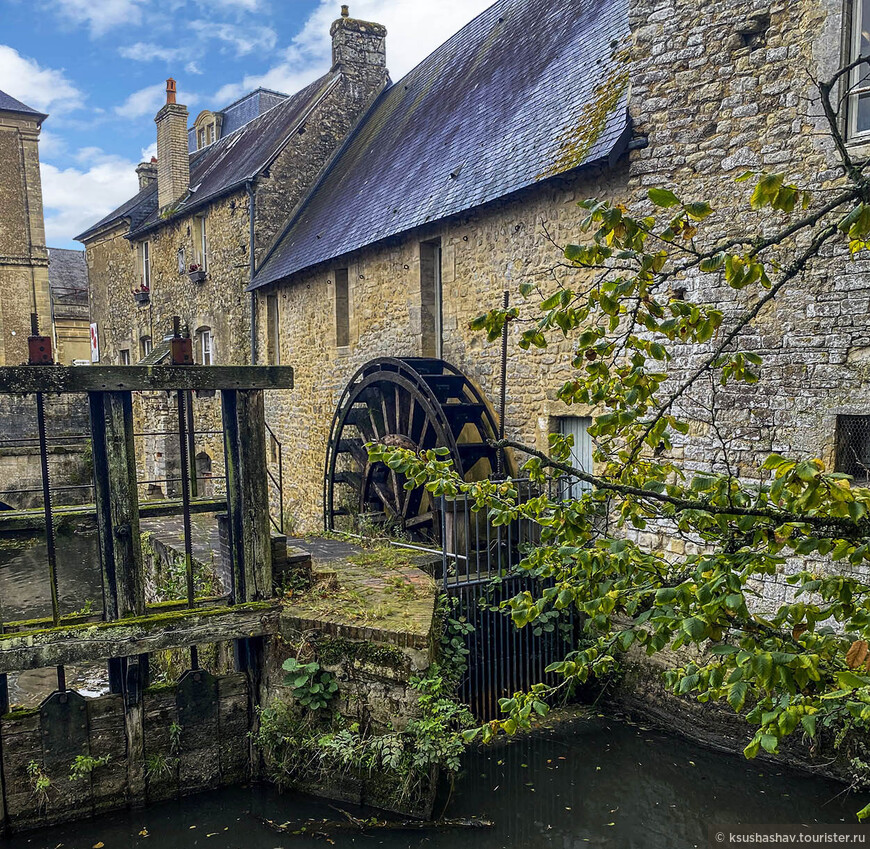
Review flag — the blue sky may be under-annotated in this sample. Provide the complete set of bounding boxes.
[0,0,494,248]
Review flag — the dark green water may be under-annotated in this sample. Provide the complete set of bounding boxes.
[1,715,860,849]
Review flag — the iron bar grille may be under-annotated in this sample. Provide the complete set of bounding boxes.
[835,415,870,483]
[438,479,577,720]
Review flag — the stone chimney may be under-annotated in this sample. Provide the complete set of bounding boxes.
[135,156,158,190]
[330,6,387,90]
[155,79,189,210]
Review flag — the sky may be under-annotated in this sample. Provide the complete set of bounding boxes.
[0,0,496,249]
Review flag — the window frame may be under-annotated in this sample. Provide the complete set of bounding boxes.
[193,214,208,271]
[199,328,212,366]
[557,416,594,501]
[335,268,350,348]
[139,241,151,290]
[266,292,281,365]
[848,0,870,141]
[119,349,131,366]
[140,336,152,359]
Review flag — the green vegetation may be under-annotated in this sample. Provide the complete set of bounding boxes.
[26,760,50,809]
[281,658,338,711]
[145,752,177,781]
[69,754,110,781]
[253,597,473,810]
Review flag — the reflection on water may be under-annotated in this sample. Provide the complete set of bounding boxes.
[0,532,109,705]
[0,714,859,849]
[0,532,103,622]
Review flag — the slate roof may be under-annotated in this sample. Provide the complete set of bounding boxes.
[75,72,338,243]
[251,0,630,289]
[0,89,47,121]
[48,248,89,307]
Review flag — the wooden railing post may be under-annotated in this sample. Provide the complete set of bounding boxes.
[221,389,272,603]
[89,391,145,619]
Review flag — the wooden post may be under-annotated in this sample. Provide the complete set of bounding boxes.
[89,391,145,619]
[221,390,272,602]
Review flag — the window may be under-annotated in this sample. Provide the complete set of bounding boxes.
[140,336,152,359]
[177,247,185,274]
[266,293,281,364]
[420,240,442,358]
[193,215,208,270]
[206,123,214,145]
[836,415,870,481]
[198,128,205,149]
[138,241,151,290]
[119,349,130,365]
[558,416,594,499]
[197,327,213,365]
[850,1,870,138]
[335,269,350,347]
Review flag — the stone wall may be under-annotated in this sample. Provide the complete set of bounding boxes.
[256,161,628,532]
[0,671,249,831]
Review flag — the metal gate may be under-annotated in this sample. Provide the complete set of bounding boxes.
[439,485,575,720]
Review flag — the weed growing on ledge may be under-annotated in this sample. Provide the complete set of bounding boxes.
[26,761,50,809]
[69,754,110,781]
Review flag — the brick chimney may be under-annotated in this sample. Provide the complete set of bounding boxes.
[135,156,158,190]
[155,79,189,210]
[330,6,387,91]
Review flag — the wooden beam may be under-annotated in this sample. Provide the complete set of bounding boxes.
[221,390,273,603]
[0,365,294,394]
[90,392,145,618]
[0,602,280,673]
[0,497,227,532]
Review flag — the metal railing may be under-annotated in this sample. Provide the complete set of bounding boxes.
[264,421,284,534]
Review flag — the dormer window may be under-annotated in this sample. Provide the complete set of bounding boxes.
[193,110,220,150]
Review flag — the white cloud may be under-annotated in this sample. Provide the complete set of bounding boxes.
[114,83,198,119]
[0,45,84,114]
[40,150,140,244]
[114,83,165,119]
[140,142,158,161]
[185,61,204,75]
[213,0,494,105]
[119,42,186,63]
[201,0,260,10]
[47,0,146,37]
[190,21,277,56]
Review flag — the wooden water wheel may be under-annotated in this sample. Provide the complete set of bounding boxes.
[323,357,503,539]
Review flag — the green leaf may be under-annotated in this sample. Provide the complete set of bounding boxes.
[648,187,681,208]
[728,682,748,712]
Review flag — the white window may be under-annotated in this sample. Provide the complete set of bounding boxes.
[140,336,152,359]
[119,349,130,365]
[198,327,212,366]
[206,123,214,145]
[558,416,594,500]
[193,215,207,270]
[850,0,870,138]
[177,247,185,274]
[197,128,205,150]
[138,241,151,289]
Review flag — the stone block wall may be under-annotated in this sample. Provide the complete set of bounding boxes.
[257,161,627,532]
[0,671,249,832]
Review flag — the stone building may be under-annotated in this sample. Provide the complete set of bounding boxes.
[77,8,389,498]
[47,247,90,365]
[0,90,51,363]
[83,0,870,598]
[245,0,870,592]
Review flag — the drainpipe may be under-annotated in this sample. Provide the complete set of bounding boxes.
[247,180,257,365]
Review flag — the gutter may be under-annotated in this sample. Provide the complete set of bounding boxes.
[247,180,257,365]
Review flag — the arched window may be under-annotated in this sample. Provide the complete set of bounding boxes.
[193,110,220,150]
[195,451,213,496]
[196,326,213,365]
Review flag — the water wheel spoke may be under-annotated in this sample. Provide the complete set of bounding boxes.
[325,357,505,540]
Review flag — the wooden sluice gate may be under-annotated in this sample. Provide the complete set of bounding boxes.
[0,357,294,831]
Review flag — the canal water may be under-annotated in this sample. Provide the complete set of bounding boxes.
[0,531,108,705]
[0,714,859,849]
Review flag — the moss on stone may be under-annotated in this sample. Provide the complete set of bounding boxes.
[316,633,408,671]
[537,45,630,180]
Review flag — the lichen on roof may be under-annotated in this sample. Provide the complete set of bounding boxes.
[538,43,631,181]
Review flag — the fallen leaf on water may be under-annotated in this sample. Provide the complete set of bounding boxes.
[93,843,104,848]
[138,828,149,837]
[206,833,219,838]
[607,822,615,827]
